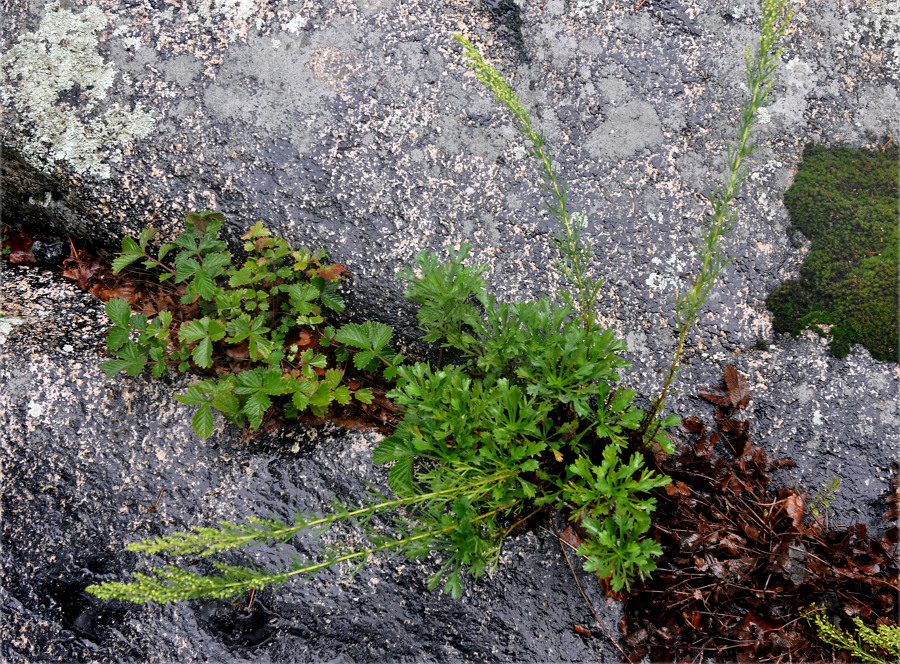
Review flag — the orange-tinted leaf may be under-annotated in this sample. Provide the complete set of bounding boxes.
[226,341,250,362]
[665,481,691,497]
[3,229,35,263]
[560,525,584,549]
[101,284,137,304]
[317,263,349,281]
[783,493,806,529]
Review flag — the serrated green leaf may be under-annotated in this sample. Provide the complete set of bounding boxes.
[175,384,207,405]
[212,392,240,416]
[261,367,290,395]
[206,319,226,341]
[319,290,345,312]
[249,333,274,362]
[235,367,265,393]
[661,413,680,427]
[178,320,206,344]
[121,235,141,255]
[309,383,334,408]
[202,251,231,274]
[100,358,129,378]
[333,323,369,349]
[324,368,343,389]
[388,457,416,497]
[298,350,327,369]
[118,342,148,376]
[112,252,144,274]
[191,269,217,301]
[228,267,253,287]
[192,337,214,368]
[333,385,351,405]
[193,403,215,438]
[138,228,158,251]
[175,256,200,282]
[370,323,392,351]
[354,388,374,404]
[242,221,270,239]
[353,349,377,370]
[106,326,130,352]
[106,298,133,329]
[241,391,271,430]
[129,314,147,331]
[334,322,393,352]
[158,243,176,261]
[292,390,310,411]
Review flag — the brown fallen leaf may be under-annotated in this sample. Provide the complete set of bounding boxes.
[723,365,751,408]
[664,481,691,498]
[681,416,705,434]
[782,493,806,529]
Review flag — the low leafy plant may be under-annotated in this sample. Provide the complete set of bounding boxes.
[88,0,793,609]
[808,477,841,518]
[803,605,900,664]
[101,211,386,437]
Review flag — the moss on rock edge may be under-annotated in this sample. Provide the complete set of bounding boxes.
[767,142,899,362]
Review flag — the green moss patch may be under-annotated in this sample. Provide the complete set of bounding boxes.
[767,142,899,362]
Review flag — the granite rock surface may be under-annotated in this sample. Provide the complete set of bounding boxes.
[1,0,898,660]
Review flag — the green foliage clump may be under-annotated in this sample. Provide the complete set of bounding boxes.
[379,244,676,595]
[767,143,899,362]
[88,0,793,609]
[102,211,388,437]
[804,605,900,664]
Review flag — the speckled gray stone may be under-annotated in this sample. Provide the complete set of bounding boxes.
[1,264,627,661]
[2,0,898,659]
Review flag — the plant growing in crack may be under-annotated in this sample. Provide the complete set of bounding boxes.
[100,211,391,437]
[87,0,794,608]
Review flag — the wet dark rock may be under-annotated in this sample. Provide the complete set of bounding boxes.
[31,240,67,265]
[2,0,897,659]
[0,265,624,662]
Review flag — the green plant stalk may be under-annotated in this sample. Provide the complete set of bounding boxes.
[124,469,524,557]
[638,0,792,439]
[87,498,522,603]
[454,34,600,337]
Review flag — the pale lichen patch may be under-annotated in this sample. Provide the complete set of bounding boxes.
[0,316,26,345]
[1,1,155,178]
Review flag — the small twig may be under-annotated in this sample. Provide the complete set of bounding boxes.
[882,135,894,151]
[372,74,386,92]
[148,488,165,513]
[787,2,805,21]
[548,524,634,663]
[634,0,647,9]
[67,236,80,261]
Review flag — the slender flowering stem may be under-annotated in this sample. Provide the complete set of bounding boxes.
[638,0,793,440]
[455,34,602,337]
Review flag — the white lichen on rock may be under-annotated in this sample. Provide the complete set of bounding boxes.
[0,316,26,345]
[842,0,900,78]
[1,1,155,178]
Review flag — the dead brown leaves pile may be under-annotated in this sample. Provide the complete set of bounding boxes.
[622,366,899,662]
